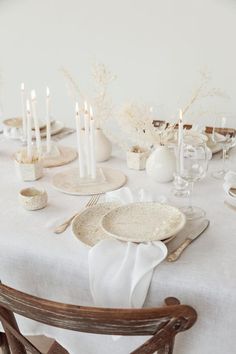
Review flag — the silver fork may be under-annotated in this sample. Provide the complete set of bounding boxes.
[54,194,101,234]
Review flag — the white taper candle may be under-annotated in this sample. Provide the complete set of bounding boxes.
[84,101,91,176]
[46,87,51,153]
[178,109,184,174]
[31,90,42,158]
[26,100,32,162]
[21,83,27,140]
[75,102,85,178]
[89,106,96,179]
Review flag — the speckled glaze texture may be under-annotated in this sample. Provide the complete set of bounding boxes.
[19,188,48,211]
[101,202,186,242]
[72,202,120,246]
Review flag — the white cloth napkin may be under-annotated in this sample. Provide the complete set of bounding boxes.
[88,187,168,308]
[223,171,236,206]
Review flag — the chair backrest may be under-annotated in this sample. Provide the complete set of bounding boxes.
[0,283,197,354]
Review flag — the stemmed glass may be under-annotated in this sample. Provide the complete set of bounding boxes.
[153,119,167,145]
[212,116,235,179]
[179,141,208,220]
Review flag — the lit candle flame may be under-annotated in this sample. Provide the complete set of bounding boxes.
[75,102,79,115]
[46,87,50,97]
[21,83,25,91]
[31,90,36,101]
[26,99,30,113]
[179,109,183,121]
[84,101,88,112]
[89,106,93,119]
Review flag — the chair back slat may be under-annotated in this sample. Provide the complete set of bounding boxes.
[0,284,196,336]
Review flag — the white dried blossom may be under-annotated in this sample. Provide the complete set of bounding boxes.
[182,69,229,117]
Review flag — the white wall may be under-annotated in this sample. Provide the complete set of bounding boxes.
[0,0,236,126]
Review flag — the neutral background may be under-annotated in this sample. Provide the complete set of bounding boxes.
[0,0,236,127]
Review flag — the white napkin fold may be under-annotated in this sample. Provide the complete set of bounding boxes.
[105,186,167,205]
[223,170,236,190]
[89,239,167,308]
[223,171,236,206]
[88,187,168,308]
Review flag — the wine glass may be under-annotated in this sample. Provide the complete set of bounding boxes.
[179,141,208,220]
[212,116,235,179]
[153,120,167,145]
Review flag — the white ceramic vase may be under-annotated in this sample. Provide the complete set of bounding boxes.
[95,128,112,162]
[146,146,176,183]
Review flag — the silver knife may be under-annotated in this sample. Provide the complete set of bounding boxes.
[167,219,210,262]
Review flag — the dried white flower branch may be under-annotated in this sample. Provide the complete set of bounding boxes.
[60,67,83,101]
[117,102,176,148]
[182,69,229,117]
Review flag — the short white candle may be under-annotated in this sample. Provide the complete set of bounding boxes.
[75,102,85,178]
[178,109,184,174]
[26,100,32,162]
[31,90,42,158]
[46,87,51,153]
[84,101,91,176]
[89,106,96,179]
[21,83,27,140]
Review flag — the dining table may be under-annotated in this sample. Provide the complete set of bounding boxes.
[0,132,235,354]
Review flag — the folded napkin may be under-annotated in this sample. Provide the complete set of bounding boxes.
[223,170,236,190]
[89,239,167,308]
[88,187,168,308]
[223,171,236,206]
[105,186,167,205]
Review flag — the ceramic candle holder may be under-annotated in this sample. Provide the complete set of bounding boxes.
[19,187,48,210]
[126,146,149,170]
[15,159,43,181]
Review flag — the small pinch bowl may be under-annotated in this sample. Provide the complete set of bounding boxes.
[19,187,48,211]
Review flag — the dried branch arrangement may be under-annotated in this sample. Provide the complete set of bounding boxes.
[61,63,116,129]
[182,69,229,117]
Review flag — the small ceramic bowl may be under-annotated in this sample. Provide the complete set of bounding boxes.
[19,187,48,211]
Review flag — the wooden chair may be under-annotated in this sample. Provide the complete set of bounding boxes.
[0,282,197,354]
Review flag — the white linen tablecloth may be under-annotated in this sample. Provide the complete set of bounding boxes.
[0,134,236,354]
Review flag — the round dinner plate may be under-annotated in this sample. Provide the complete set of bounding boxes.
[72,202,178,247]
[101,202,186,242]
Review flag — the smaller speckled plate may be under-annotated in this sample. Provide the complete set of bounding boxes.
[101,202,186,242]
[72,202,121,247]
[72,202,177,247]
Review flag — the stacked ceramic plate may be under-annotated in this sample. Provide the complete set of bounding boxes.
[2,117,64,140]
[72,202,186,247]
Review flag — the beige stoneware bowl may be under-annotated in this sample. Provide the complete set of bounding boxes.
[19,187,48,211]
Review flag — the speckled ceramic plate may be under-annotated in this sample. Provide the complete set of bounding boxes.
[72,202,121,246]
[101,202,186,242]
[72,202,175,247]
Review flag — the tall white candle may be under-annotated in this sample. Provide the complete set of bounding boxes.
[89,106,96,179]
[75,102,85,178]
[84,101,91,176]
[26,100,32,162]
[31,90,42,158]
[21,83,27,140]
[46,87,51,153]
[178,109,184,174]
